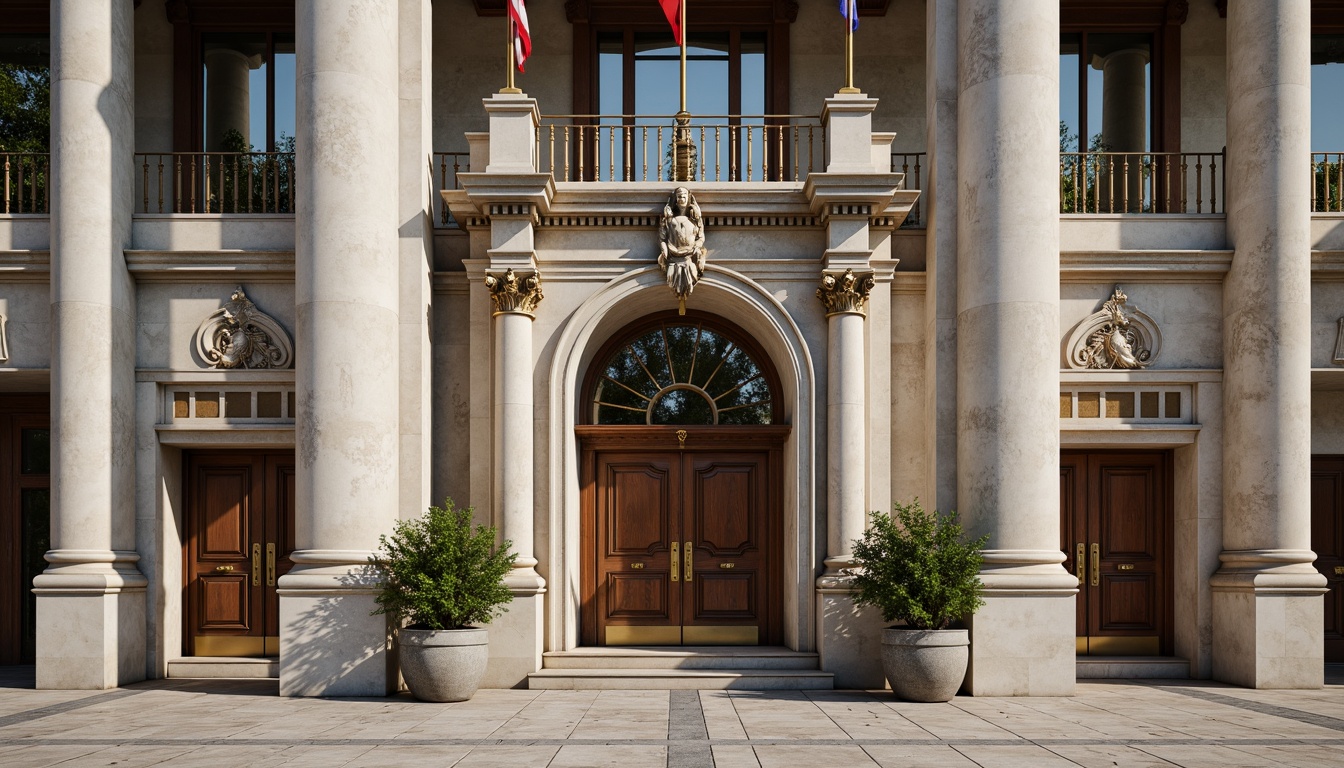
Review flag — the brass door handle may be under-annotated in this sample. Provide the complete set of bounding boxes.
[1075,543,1085,586]
[1334,566,1344,576]
[266,543,276,587]
[251,543,262,587]
[1090,543,1100,587]
[671,542,680,582]
[214,565,235,572]
[684,541,693,582]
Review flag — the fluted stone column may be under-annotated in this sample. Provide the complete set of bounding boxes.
[1212,0,1327,689]
[956,0,1076,696]
[35,0,146,691]
[278,0,400,697]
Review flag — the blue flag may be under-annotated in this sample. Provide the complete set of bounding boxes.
[839,0,858,31]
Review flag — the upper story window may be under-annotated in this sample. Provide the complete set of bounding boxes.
[1059,32,1154,155]
[202,32,295,153]
[597,31,766,118]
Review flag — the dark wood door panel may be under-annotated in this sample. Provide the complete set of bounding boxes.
[607,573,673,620]
[606,461,674,556]
[692,460,759,555]
[1312,456,1344,663]
[692,573,756,620]
[0,396,50,666]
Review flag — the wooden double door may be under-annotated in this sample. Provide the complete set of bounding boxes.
[1061,451,1171,656]
[580,426,785,646]
[0,395,49,665]
[1313,456,1344,663]
[186,451,295,657]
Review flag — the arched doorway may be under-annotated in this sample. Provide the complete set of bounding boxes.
[577,312,788,646]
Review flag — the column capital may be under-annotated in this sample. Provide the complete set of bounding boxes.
[817,268,875,317]
[485,268,544,317]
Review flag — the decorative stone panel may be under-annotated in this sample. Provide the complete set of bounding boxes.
[1065,286,1162,370]
[194,286,294,369]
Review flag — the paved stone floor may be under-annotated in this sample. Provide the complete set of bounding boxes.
[1,666,1342,767]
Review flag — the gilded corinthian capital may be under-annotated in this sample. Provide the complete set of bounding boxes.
[485,268,544,317]
[816,268,875,317]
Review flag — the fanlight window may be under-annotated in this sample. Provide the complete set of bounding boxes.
[592,322,773,426]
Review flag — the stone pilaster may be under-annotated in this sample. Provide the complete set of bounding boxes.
[956,0,1076,696]
[279,0,400,697]
[36,0,147,691]
[1213,0,1327,689]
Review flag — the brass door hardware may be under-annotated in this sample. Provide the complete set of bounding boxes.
[251,543,262,586]
[1117,563,1135,571]
[266,543,277,586]
[719,562,736,569]
[684,541,693,581]
[1090,543,1100,587]
[214,565,235,572]
[1075,543,1085,586]
[1334,566,1344,576]
[630,562,646,569]
[671,542,680,582]
[676,429,687,449]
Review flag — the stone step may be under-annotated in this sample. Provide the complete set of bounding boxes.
[542,646,820,671]
[528,668,834,690]
[1076,656,1190,679]
[167,657,278,679]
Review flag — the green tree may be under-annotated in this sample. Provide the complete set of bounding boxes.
[0,60,49,152]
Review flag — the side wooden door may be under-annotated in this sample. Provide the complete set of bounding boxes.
[1312,456,1344,663]
[186,451,294,657]
[0,395,50,665]
[1064,451,1172,656]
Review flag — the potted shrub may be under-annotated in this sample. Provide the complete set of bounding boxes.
[849,500,987,702]
[370,498,516,702]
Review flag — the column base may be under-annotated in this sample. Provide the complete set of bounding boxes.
[816,575,887,689]
[1211,550,1328,689]
[964,556,1078,696]
[277,554,395,697]
[33,552,148,690]
[483,569,545,688]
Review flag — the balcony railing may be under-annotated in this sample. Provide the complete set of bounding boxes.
[433,151,467,227]
[135,152,295,214]
[892,152,924,227]
[1060,151,1222,214]
[2,152,48,214]
[1312,153,1344,212]
[538,115,824,183]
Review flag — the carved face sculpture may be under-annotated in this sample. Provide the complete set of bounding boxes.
[674,186,689,210]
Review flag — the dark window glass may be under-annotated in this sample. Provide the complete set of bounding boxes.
[1313,35,1344,150]
[202,32,296,152]
[21,428,49,475]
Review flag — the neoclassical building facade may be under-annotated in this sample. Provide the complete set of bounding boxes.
[0,0,1341,696]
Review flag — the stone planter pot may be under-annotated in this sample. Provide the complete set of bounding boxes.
[881,628,969,702]
[398,627,489,702]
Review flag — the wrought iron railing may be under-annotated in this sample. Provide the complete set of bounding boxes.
[892,152,924,227]
[135,152,295,214]
[433,151,467,226]
[2,152,48,214]
[538,115,824,183]
[1060,151,1222,214]
[1312,153,1344,212]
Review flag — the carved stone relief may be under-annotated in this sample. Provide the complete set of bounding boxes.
[657,186,707,314]
[1335,317,1344,365]
[195,286,294,369]
[0,312,7,363]
[1065,286,1161,370]
[485,268,544,316]
[816,269,876,317]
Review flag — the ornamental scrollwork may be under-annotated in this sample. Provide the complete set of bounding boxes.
[485,268,544,316]
[1065,286,1161,370]
[816,268,876,317]
[195,286,293,370]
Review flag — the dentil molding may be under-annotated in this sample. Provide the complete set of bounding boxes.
[195,286,294,370]
[1066,286,1162,370]
[485,268,544,317]
[816,268,875,317]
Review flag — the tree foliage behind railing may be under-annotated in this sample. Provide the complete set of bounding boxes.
[136,132,296,215]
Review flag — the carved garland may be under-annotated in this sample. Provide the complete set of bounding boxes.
[194,286,294,370]
[816,269,876,317]
[485,268,544,316]
[1065,286,1161,370]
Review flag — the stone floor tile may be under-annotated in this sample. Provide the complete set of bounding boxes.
[951,743,1087,767]
[1136,744,1301,768]
[550,743,667,767]
[752,744,879,768]
[570,690,670,740]
[862,744,982,767]
[1226,743,1344,768]
[802,692,935,740]
[343,744,474,768]
[488,690,598,739]
[952,697,1109,740]
[699,691,748,740]
[884,700,1020,740]
[724,693,850,740]
[450,745,561,768]
[710,744,762,768]
[0,745,108,768]
[104,745,291,768]
[1043,744,1181,767]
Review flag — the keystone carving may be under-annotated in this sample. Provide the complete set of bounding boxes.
[658,187,707,314]
[0,312,8,363]
[1066,286,1161,370]
[1335,317,1344,366]
[485,268,544,316]
[195,286,293,369]
[816,269,876,317]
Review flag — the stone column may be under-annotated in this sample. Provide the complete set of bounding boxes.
[1097,47,1148,212]
[1213,0,1326,689]
[819,270,873,578]
[203,47,254,151]
[278,0,400,697]
[956,0,1076,696]
[35,0,146,691]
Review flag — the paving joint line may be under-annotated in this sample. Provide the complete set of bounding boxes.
[5,736,1344,748]
[0,688,147,730]
[1156,686,1344,733]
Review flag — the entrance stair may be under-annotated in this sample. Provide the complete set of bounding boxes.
[527,646,834,690]
[167,657,278,679]
[1075,656,1190,679]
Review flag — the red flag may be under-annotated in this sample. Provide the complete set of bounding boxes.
[509,0,532,72]
[659,0,682,46]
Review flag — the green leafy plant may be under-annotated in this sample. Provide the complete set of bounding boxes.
[370,499,516,630]
[849,500,988,631]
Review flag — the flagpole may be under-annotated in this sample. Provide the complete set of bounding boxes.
[840,2,860,94]
[679,0,687,114]
[502,14,521,94]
